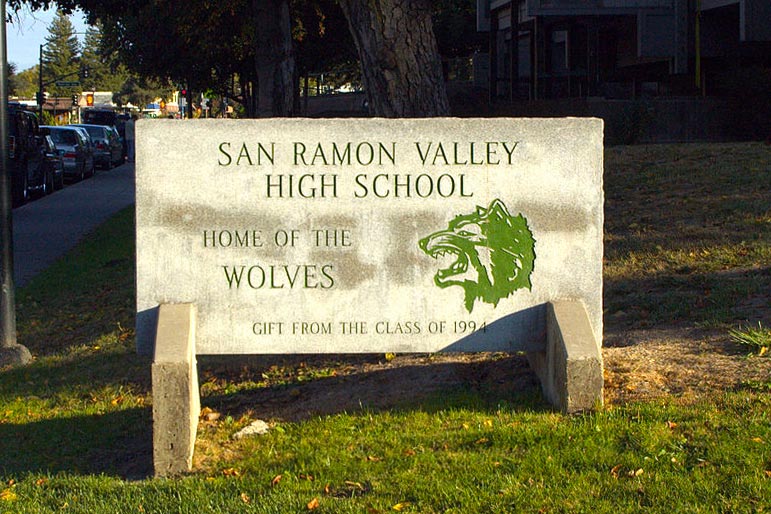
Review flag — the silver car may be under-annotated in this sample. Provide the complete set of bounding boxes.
[44,126,95,182]
[72,124,123,169]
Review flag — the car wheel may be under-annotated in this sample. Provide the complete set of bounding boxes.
[12,161,28,206]
[22,162,32,202]
[79,162,86,181]
[55,169,64,190]
[39,170,54,197]
[46,168,55,195]
[20,173,29,205]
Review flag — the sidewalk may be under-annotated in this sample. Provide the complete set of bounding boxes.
[12,163,135,288]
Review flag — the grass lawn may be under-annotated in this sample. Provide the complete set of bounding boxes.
[1,142,770,513]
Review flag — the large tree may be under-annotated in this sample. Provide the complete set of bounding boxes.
[79,22,129,93]
[293,0,358,82]
[83,0,293,117]
[9,65,40,98]
[337,0,449,116]
[253,0,295,116]
[41,10,81,97]
[12,0,452,117]
[114,75,170,110]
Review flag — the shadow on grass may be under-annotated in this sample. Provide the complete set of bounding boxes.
[0,347,151,399]
[199,353,547,423]
[3,351,545,479]
[0,346,153,479]
[604,265,771,334]
[0,407,152,480]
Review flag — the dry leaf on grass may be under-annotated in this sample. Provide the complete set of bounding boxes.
[0,489,17,502]
[199,407,221,422]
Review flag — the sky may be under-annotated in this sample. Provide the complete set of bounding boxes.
[6,6,89,71]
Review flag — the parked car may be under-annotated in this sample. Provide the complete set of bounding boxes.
[40,133,64,191]
[69,126,97,176]
[72,124,123,169]
[44,126,94,182]
[8,103,47,205]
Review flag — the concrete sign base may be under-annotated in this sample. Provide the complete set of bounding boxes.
[152,303,199,477]
[152,299,602,476]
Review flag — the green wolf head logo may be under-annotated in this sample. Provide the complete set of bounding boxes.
[418,199,535,312]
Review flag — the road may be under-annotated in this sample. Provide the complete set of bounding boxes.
[11,163,135,288]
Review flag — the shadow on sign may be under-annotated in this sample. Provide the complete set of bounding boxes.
[440,304,548,353]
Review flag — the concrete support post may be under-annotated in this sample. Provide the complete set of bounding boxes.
[152,303,199,477]
[528,300,603,413]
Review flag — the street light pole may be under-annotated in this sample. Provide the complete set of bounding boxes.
[0,1,32,366]
[38,44,43,118]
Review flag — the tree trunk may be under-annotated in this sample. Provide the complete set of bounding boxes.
[252,0,295,117]
[337,0,450,117]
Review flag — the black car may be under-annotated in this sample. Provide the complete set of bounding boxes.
[8,103,47,205]
[41,133,65,191]
[82,108,117,128]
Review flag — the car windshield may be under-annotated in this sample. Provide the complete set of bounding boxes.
[83,111,116,126]
[82,126,105,139]
[51,130,79,145]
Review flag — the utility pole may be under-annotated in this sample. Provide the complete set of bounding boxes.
[0,2,32,366]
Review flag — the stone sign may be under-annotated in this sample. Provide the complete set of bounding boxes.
[136,118,603,356]
[137,117,605,476]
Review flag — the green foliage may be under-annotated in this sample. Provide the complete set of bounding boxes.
[729,322,771,356]
[40,111,57,125]
[95,0,256,108]
[113,75,170,109]
[10,11,147,104]
[432,0,486,58]
[293,0,357,76]
[80,22,130,93]
[9,64,39,97]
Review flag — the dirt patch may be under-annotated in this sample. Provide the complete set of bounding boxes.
[603,325,771,404]
[198,322,770,424]
[199,353,541,423]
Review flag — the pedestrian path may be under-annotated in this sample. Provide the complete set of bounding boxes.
[12,163,135,287]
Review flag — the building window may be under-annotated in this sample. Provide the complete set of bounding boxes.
[551,30,569,72]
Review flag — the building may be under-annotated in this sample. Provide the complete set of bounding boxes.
[477,0,771,100]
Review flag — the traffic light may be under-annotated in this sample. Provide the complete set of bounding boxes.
[180,89,187,96]
[36,91,44,104]
[80,65,90,79]
[86,93,94,106]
